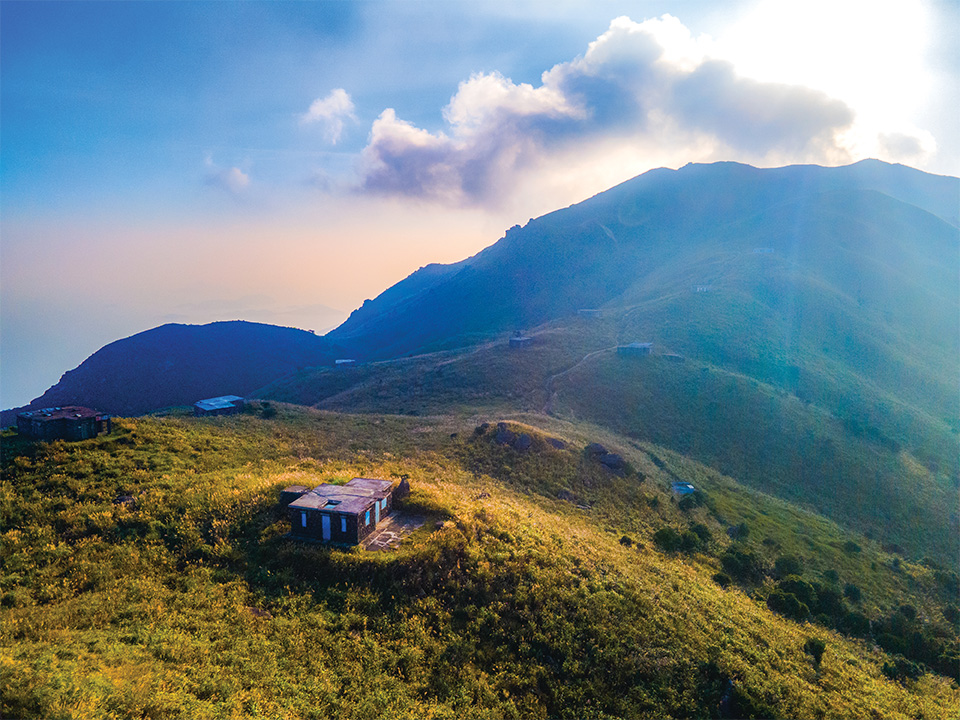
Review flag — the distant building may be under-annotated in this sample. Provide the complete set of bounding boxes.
[753,247,774,254]
[671,481,696,495]
[662,353,686,363]
[509,335,533,348]
[194,395,245,417]
[285,477,396,545]
[578,309,603,318]
[335,359,356,368]
[693,285,711,293]
[17,406,111,441]
[617,342,652,357]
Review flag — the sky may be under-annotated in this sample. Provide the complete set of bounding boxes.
[2,0,958,409]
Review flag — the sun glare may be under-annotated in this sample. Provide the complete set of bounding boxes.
[717,0,932,156]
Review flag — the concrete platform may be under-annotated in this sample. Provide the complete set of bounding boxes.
[363,513,426,551]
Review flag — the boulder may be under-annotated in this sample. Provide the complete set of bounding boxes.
[584,442,608,456]
[514,433,533,451]
[496,422,518,445]
[599,453,625,470]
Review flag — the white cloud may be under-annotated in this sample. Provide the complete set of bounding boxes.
[204,155,251,195]
[357,14,863,207]
[300,88,356,144]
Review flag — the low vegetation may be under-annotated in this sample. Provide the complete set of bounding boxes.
[2,408,957,718]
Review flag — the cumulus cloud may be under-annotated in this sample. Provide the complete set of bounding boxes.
[301,88,356,144]
[204,155,251,195]
[358,14,858,206]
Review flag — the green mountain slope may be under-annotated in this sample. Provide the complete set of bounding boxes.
[260,163,960,561]
[2,408,957,718]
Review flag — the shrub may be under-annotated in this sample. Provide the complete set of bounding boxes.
[811,585,846,618]
[843,540,861,554]
[720,548,766,584]
[678,490,707,511]
[774,555,803,578]
[840,611,871,638]
[803,638,825,665]
[690,523,711,544]
[678,530,702,553]
[653,527,681,552]
[712,572,732,588]
[881,657,923,682]
[843,583,861,603]
[823,569,840,584]
[619,535,633,547]
[777,577,817,609]
[767,590,809,621]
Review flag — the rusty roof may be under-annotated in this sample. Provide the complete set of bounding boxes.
[18,406,106,422]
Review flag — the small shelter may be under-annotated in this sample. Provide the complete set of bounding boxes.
[285,477,395,545]
[617,342,652,357]
[17,406,111,441]
[335,359,356,368]
[509,335,533,348]
[671,481,696,496]
[194,395,244,417]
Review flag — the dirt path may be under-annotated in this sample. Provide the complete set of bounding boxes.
[541,346,615,414]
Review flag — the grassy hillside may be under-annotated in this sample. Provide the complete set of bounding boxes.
[257,283,958,561]
[2,407,957,718]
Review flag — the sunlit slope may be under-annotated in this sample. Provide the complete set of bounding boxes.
[2,408,957,718]
[261,180,960,559]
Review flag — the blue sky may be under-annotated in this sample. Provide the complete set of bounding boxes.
[2,0,957,409]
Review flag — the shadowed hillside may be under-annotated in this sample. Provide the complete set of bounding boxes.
[1,321,344,423]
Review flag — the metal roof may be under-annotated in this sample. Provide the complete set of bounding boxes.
[194,395,244,411]
[288,477,393,516]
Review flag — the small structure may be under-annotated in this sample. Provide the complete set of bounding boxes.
[753,247,774,254]
[662,353,686,363]
[286,477,396,545]
[671,481,696,496]
[194,395,244,417]
[578,309,603,318]
[17,406,111,441]
[617,342,652,357]
[509,333,533,348]
[335,359,356,368]
[693,285,712,293]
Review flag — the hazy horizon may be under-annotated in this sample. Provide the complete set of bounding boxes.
[3,0,958,409]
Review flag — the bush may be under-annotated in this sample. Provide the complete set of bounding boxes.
[843,540,861,554]
[712,572,732,588]
[843,583,861,603]
[774,555,803,578]
[823,569,839,584]
[881,657,923,682]
[690,523,711,544]
[839,611,871,638]
[678,530,702,553]
[678,490,707,511]
[767,590,809,621]
[777,577,817,609]
[803,638,825,665]
[720,548,766,584]
[619,535,633,547]
[653,527,681,552]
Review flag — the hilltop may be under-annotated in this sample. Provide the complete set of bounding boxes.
[2,406,957,718]
[0,321,344,425]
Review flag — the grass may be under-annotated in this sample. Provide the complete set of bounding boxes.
[2,407,957,718]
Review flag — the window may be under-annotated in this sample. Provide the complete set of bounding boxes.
[341,517,347,533]
[301,512,307,528]
[381,498,387,510]
[365,510,371,525]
